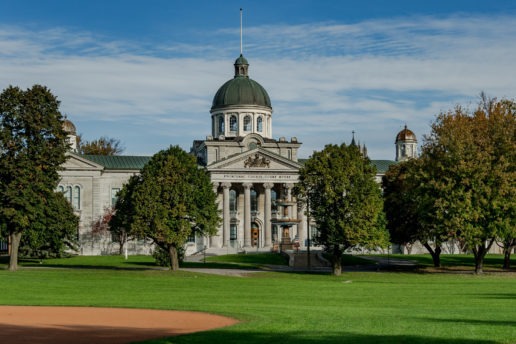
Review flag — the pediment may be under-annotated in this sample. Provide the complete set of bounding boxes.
[208,148,301,171]
[62,153,104,171]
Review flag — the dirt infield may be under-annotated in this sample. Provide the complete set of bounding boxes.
[0,306,238,344]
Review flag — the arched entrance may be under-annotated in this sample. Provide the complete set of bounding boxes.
[251,222,260,247]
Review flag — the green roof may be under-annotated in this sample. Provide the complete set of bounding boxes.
[81,155,151,170]
[212,77,271,110]
[372,160,397,174]
[298,158,396,174]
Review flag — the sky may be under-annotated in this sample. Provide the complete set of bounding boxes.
[1,0,515,159]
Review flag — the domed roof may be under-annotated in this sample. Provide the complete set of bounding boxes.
[211,54,272,111]
[62,117,76,135]
[395,125,417,143]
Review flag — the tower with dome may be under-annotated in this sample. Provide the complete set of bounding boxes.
[191,54,303,253]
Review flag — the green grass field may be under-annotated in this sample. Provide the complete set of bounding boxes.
[0,254,515,344]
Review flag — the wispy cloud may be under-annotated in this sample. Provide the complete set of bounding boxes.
[0,14,514,158]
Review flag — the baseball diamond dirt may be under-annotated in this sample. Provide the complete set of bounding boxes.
[0,306,238,344]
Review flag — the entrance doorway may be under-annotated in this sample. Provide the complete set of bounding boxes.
[251,223,260,247]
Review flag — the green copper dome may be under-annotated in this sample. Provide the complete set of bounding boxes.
[211,54,272,110]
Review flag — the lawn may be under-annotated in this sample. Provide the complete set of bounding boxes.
[0,255,515,344]
[374,254,516,271]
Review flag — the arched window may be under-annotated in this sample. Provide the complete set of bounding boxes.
[229,115,238,132]
[65,186,72,204]
[244,115,252,131]
[218,116,225,134]
[58,185,64,193]
[257,116,263,132]
[72,186,81,210]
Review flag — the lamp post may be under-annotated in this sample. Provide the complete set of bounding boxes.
[306,193,311,270]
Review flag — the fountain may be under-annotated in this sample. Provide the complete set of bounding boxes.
[270,198,301,252]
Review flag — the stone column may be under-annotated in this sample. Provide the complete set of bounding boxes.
[263,183,274,247]
[221,182,231,247]
[284,183,293,218]
[243,182,252,248]
[297,203,306,247]
[209,183,220,248]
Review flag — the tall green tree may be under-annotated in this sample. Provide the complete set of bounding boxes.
[422,98,515,273]
[20,190,79,258]
[295,143,388,275]
[77,135,124,155]
[108,175,140,255]
[383,157,454,267]
[126,146,220,270]
[0,85,69,271]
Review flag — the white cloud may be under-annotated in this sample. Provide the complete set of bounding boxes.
[0,14,515,159]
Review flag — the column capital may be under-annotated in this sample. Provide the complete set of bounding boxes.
[242,182,253,189]
[263,182,274,189]
[221,182,232,189]
[283,182,294,190]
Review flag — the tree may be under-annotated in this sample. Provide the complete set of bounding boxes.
[0,85,69,271]
[77,135,124,155]
[108,175,140,255]
[19,190,79,259]
[422,97,515,273]
[382,161,419,253]
[123,146,220,270]
[383,157,455,267]
[295,143,389,275]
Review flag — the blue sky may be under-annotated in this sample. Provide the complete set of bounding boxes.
[1,1,515,159]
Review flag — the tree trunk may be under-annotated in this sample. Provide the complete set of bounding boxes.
[331,245,343,276]
[332,258,342,276]
[423,242,442,267]
[473,238,495,275]
[117,232,127,255]
[501,239,514,270]
[503,248,512,270]
[8,231,22,272]
[168,245,179,271]
[118,241,125,255]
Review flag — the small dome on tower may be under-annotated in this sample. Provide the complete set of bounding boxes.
[395,125,417,143]
[62,118,77,135]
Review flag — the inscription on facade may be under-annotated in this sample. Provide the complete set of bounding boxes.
[221,174,293,180]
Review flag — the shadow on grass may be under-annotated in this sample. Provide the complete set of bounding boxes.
[0,319,505,344]
[479,293,516,300]
[419,317,516,327]
[0,323,191,344]
[2,257,162,271]
[145,329,500,344]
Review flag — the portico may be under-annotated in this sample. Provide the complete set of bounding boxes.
[212,178,301,250]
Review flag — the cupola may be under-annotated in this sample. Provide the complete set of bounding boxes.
[395,125,417,161]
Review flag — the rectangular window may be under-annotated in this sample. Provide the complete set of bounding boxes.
[187,232,196,243]
[230,224,238,240]
[111,188,121,206]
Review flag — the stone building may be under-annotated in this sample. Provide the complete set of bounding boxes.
[55,54,416,256]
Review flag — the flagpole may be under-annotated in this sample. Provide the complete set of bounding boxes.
[240,8,243,55]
